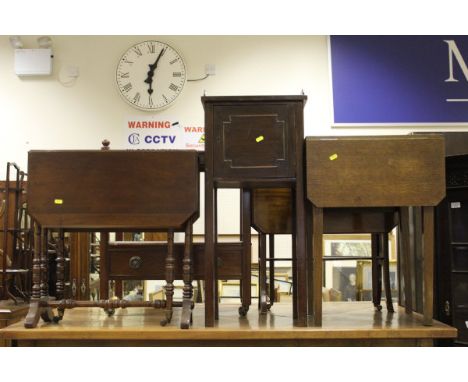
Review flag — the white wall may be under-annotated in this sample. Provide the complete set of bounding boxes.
[1,35,467,238]
[0,36,331,173]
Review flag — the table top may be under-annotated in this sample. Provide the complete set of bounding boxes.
[27,150,199,230]
[306,135,446,208]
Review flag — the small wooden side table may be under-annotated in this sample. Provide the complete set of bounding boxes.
[25,150,199,329]
[306,135,446,326]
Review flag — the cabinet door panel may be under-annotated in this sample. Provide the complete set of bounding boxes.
[213,104,296,179]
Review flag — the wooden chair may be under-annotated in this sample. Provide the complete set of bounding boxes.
[306,135,446,326]
[24,149,199,329]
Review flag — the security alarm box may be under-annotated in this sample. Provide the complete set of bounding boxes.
[14,49,52,76]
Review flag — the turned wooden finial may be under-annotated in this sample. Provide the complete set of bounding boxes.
[101,139,110,151]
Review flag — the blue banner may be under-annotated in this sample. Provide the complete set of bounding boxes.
[330,36,468,124]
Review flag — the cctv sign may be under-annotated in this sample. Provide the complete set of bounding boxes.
[124,115,185,149]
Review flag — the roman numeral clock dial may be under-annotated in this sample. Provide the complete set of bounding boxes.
[116,40,186,111]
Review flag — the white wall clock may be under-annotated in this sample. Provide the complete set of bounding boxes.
[116,40,186,111]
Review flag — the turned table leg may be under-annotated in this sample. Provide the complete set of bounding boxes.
[161,229,175,326]
[55,229,66,322]
[24,221,42,328]
[181,221,194,329]
[39,229,54,323]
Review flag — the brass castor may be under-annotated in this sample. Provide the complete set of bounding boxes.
[160,318,168,326]
[105,308,116,317]
[375,304,383,312]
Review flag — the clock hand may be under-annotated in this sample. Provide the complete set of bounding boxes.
[151,47,166,71]
[144,47,166,92]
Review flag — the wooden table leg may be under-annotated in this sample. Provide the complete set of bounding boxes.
[204,178,215,327]
[39,229,54,323]
[382,232,394,312]
[269,234,275,308]
[99,232,109,300]
[399,207,413,314]
[181,221,194,329]
[292,232,298,319]
[214,188,219,320]
[371,233,382,311]
[306,201,313,321]
[259,233,268,314]
[239,189,251,317]
[312,205,323,326]
[423,206,434,326]
[295,186,308,327]
[24,222,42,328]
[161,229,174,326]
[115,281,123,299]
[55,229,65,322]
[32,222,41,301]
[40,228,48,299]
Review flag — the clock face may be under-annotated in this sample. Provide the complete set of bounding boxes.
[116,41,186,111]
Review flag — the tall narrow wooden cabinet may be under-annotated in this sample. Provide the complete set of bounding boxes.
[202,95,307,327]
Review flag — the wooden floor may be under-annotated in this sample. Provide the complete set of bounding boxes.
[0,302,457,346]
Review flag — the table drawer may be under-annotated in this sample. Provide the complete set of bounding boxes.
[107,242,243,280]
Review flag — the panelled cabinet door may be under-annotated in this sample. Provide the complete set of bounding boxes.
[202,96,306,181]
[212,103,296,179]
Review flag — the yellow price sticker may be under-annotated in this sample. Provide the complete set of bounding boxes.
[256,135,264,143]
[329,153,338,161]
[54,199,63,205]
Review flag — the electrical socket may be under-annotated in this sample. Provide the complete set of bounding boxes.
[205,64,216,76]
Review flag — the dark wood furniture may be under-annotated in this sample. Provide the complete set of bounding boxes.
[431,132,468,345]
[102,241,242,281]
[202,95,308,327]
[252,188,293,314]
[24,150,199,329]
[0,302,457,346]
[252,189,395,314]
[68,233,91,300]
[1,164,31,304]
[306,135,446,326]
